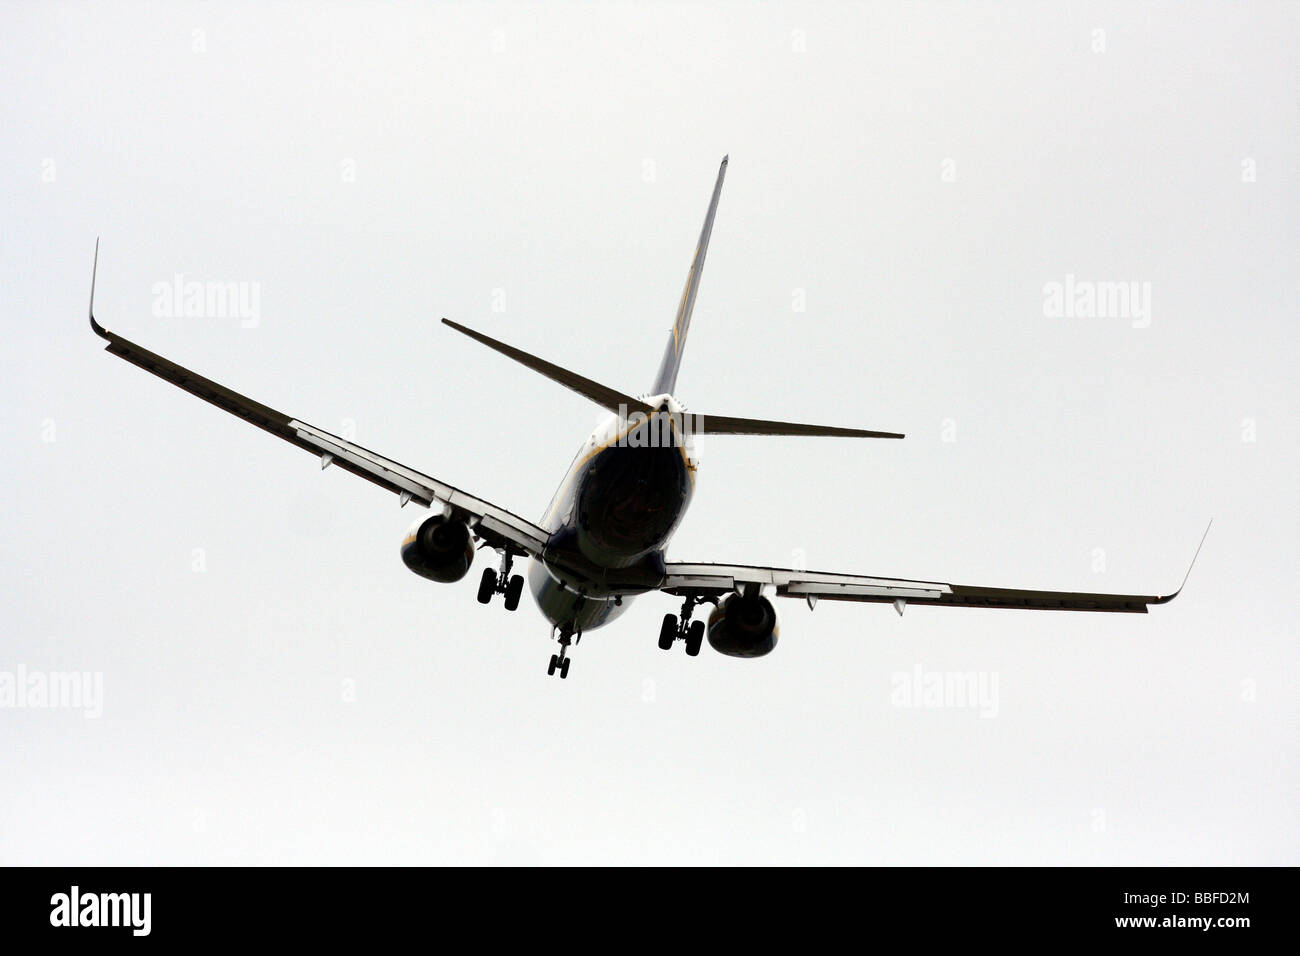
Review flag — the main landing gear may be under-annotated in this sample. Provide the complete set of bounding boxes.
[658,595,706,656]
[477,547,524,611]
[548,623,580,680]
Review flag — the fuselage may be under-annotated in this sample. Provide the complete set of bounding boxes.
[527,394,697,634]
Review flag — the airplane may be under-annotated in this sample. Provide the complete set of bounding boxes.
[87,156,1208,680]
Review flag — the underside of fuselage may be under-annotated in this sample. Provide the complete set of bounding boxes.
[529,405,696,634]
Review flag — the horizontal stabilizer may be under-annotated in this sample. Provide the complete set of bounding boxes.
[692,413,903,439]
[440,319,899,438]
[441,319,653,416]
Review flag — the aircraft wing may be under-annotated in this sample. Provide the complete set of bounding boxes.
[661,527,1209,614]
[87,251,548,558]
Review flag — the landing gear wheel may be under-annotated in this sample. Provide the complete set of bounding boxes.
[548,622,579,679]
[503,574,524,611]
[658,614,677,650]
[477,567,496,605]
[685,619,705,657]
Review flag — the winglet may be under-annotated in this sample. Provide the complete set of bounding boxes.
[1154,519,1212,604]
[89,237,108,338]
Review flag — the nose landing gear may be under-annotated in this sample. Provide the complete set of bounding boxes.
[548,623,580,679]
[477,547,525,611]
[658,595,706,656]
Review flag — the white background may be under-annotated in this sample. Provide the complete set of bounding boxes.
[2,2,1296,864]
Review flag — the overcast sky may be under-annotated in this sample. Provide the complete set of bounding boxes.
[2,1,1296,864]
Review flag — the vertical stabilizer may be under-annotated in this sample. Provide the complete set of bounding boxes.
[651,155,728,395]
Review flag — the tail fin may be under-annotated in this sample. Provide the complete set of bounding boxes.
[442,156,903,441]
[651,155,728,395]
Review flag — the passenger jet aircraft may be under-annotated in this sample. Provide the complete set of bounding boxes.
[88,157,1204,679]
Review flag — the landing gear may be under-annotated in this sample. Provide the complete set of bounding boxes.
[503,573,524,611]
[476,567,496,604]
[548,624,578,679]
[477,548,524,610]
[658,596,707,655]
[547,654,571,679]
[658,614,676,651]
[685,619,705,657]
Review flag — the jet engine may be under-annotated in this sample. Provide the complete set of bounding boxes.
[401,513,475,583]
[706,592,780,658]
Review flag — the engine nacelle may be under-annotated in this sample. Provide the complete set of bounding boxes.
[706,593,780,658]
[401,513,475,583]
